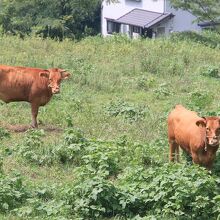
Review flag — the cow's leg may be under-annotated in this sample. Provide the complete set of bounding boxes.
[169,140,178,162]
[206,162,213,170]
[176,145,180,162]
[191,151,200,166]
[31,103,39,128]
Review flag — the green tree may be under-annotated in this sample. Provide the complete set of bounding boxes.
[170,0,220,23]
[0,0,105,39]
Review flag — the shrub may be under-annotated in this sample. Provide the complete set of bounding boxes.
[65,176,122,219]
[14,184,71,219]
[136,75,156,91]
[154,83,172,99]
[140,139,167,167]
[0,173,28,213]
[212,152,220,176]
[200,65,219,78]
[213,194,220,219]
[170,31,220,49]
[0,128,10,140]
[117,163,219,219]
[189,90,213,110]
[54,128,88,165]
[105,100,147,123]
[15,129,56,166]
[60,163,220,219]
[81,142,121,178]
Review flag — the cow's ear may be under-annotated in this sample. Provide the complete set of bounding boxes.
[196,117,207,127]
[39,71,49,78]
[61,72,70,79]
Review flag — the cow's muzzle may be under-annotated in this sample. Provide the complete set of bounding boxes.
[52,89,60,94]
[207,136,219,146]
[50,85,60,94]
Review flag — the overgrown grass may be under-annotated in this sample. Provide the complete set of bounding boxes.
[0,31,220,219]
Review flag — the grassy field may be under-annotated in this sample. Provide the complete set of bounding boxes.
[0,31,220,219]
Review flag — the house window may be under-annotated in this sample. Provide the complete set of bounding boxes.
[107,21,120,34]
[132,26,141,33]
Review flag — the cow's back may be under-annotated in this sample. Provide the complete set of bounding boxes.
[168,105,203,152]
[0,65,49,103]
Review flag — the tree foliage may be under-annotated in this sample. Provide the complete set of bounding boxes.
[0,0,103,39]
[170,0,220,23]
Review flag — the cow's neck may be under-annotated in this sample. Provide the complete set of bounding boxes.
[36,86,53,106]
[205,144,219,153]
[198,144,218,168]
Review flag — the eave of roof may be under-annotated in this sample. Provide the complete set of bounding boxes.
[107,8,174,28]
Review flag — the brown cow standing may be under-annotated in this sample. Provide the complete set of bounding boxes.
[168,104,220,169]
[0,65,70,128]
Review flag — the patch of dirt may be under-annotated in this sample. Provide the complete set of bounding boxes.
[2,123,63,133]
[5,124,31,132]
[41,125,63,132]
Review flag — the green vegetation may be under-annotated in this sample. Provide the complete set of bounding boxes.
[0,0,102,39]
[0,31,220,219]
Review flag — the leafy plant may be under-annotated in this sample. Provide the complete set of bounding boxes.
[154,83,172,99]
[105,100,147,122]
[0,128,10,140]
[200,65,219,78]
[82,142,121,178]
[0,173,28,213]
[66,176,122,219]
[54,128,88,165]
[189,90,213,110]
[14,184,71,219]
[15,129,56,166]
[117,164,219,219]
[137,75,156,91]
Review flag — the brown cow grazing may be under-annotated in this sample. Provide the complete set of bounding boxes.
[168,105,220,169]
[0,65,70,128]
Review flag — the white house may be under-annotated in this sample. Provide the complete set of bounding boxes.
[101,0,202,38]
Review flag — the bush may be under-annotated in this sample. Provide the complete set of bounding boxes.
[14,184,71,219]
[105,100,147,123]
[170,31,220,49]
[60,163,220,219]
[0,128,10,140]
[212,152,220,176]
[136,75,156,91]
[15,129,56,166]
[54,128,88,165]
[65,176,122,219]
[81,142,121,178]
[154,83,172,99]
[117,164,219,219]
[0,173,28,213]
[200,65,219,78]
[189,90,213,110]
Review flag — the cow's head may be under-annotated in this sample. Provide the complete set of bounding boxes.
[40,68,70,94]
[196,117,220,147]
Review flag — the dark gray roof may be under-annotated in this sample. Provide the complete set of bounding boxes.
[115,8,173,28]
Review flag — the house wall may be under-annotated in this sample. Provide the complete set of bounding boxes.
[165,0,201,33]
[151,18,172,37]
[102,0,165,36]
[101,0,202,37]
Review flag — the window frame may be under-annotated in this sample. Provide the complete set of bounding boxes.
[132,26,141,34]
[107,20,121,34]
